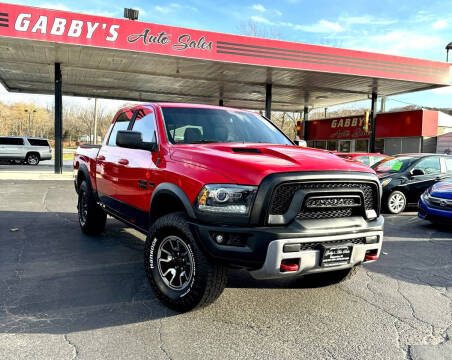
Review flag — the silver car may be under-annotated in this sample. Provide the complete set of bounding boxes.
[0,136,52,165]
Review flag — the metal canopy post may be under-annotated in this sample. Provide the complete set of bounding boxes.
[265,83,272,119]
[54,63,63,174]
[369,92,377,153]
[303,106,309,140]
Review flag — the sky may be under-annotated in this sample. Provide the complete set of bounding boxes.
[2,0,452,113]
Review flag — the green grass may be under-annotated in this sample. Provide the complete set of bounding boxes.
[52,153,74,160]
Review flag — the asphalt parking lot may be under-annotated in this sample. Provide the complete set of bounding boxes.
[0,180,451,360]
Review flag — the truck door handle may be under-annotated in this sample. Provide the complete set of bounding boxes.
[98,155,106,161]
[118,159,129,165]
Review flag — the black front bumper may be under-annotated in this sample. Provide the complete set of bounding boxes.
[189,215,384,269]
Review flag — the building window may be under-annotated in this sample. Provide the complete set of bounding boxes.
[356,139,369,152]
[327,140,337,151]
[313,140,327,149]
[339,140,352,153]
[375,139,384,153]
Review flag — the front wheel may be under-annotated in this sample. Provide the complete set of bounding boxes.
[26,153,40,165]
[144,212,227,312]
[387,191,406,214]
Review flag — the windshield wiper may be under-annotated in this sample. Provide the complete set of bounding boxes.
[188,139,221,144]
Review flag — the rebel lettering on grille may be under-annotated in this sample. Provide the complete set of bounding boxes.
[305,197,361,208]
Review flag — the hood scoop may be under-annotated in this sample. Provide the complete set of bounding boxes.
[231,148,262,154]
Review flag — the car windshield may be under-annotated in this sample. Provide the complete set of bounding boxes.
[161,107,293,145]
[372,156,418,173]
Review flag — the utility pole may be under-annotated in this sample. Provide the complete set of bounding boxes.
[24,109,36,136]
[25,110,31,136]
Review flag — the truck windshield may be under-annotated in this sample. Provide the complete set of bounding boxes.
[161,107,293,145]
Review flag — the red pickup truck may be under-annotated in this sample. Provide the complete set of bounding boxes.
[74,103,383,312]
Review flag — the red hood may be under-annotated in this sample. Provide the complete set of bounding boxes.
[170,143,375,185]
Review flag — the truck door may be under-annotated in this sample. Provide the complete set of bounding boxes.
[115,107,160,230]
[96,110,135,212]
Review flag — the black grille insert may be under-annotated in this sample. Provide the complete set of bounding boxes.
[283,237,367,252]
[269,181,378,220]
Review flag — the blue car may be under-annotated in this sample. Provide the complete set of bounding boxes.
[418,180,452,224]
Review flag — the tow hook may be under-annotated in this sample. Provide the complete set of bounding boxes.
[280,260,299,272]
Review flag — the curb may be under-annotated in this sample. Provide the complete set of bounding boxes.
[0,172,73,181]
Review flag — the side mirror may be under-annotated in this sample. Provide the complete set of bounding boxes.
[411,168,425,176]
[294,139,307,147]
[116,131,156,151]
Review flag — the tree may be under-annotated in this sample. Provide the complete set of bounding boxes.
[237,20,282,40]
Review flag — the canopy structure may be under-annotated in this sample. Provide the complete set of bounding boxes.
[0,2,450,172]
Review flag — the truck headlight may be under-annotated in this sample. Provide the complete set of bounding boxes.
[380,178,392,187]
[196,184,257,215]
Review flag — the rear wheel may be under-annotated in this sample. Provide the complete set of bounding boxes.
[387,191,406,214]
[144,212,227,312]
[77,181,106,235]
[26,153,40,165]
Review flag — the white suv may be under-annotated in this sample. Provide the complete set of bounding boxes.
[0,136,52,165]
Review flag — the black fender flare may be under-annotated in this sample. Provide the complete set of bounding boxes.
[149,183,197,222]
[76,164,94,194]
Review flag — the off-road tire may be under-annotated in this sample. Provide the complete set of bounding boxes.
[26,153,40,165]
[386,190,406,214]
[300,265,361,287]
[77,180,107,235]
[144,212,227,312]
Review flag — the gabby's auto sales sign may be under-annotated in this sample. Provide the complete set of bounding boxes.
[1,3,450,84]
[0,3,216,59]
[307,116,369,140]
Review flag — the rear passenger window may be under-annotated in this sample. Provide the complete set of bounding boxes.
[414,157,441,175]
[445,158,452,173]
[0,138,7,145]
[108,112,132,146]
[28,139,49,146]
[132,111,156,142]
[3,138,24,145]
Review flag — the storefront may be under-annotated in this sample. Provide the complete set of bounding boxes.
[306,109,451,155]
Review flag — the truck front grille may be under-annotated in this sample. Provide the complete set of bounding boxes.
[269,181,378,220]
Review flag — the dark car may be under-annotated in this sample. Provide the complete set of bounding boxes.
[418,180,452,224]
[372,154,452,214]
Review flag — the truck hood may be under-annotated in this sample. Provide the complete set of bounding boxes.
[170,143,374,185]
[430,180,452,199]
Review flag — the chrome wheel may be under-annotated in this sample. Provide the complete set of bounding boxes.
[388,192,405,214]
[27,154,39,165]
[157,236,194,291]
